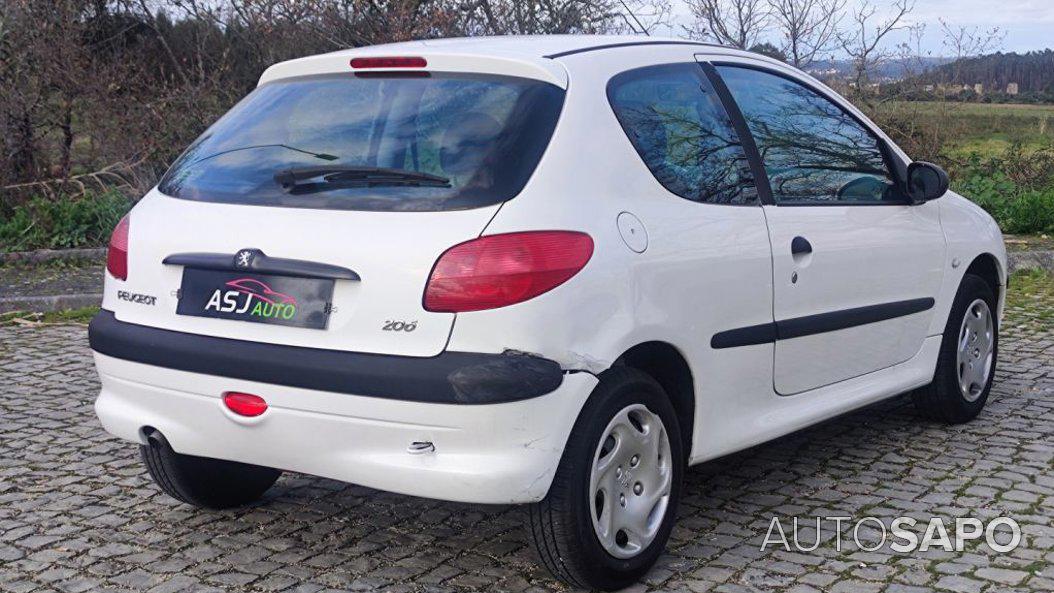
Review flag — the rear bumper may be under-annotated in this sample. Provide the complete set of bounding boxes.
[93,351,597,504]
[88,310,563,404]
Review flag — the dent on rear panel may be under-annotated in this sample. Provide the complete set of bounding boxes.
[446,350,564,403]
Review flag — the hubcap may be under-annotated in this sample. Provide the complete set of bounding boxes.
[956,299,994,402]
[589,404,672,559]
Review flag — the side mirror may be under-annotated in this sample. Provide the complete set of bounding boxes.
[905,161,949,203]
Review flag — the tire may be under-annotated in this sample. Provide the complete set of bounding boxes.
[913,273,998,424]
[140,430,281,509]
[525,367,684,591]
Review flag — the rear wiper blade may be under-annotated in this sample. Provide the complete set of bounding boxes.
[274,166,450,191]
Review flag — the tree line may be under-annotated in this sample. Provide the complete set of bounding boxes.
[919,50,1054,100]
[0,0,668,199]
[0,0,1029,203]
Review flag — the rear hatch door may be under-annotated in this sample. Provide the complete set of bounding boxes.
[107,65,564,357]
[114,194,496,357]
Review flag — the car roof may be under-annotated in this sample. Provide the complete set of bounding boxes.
[326,34,732,60]
[260,35,786,88]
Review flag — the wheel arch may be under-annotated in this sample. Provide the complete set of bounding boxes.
[931,252,1004,351]
[611,341,695,458]
[964,253,1003,304]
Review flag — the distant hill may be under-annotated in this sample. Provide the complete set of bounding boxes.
[919,50,1054,96]
[807,50,1054,103]
[805,56,953,81]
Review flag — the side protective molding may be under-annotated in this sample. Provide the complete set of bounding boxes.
[711,298,935,349]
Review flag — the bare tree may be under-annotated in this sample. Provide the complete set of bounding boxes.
[939,18,1004,91]
[614,0,672,35]
[460,0,670,35]
[768,0,845,68]
[875,22,953,162]
[892,21,927,78]
[684,0,769,49]
[1,0,94,184]
[0,0,675,204]
[838,0,913,93]
[940,18,1005,61]
[870,15,1003,163]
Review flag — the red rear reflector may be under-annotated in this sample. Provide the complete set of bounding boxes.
[350,56,427,69]
[223,392,268,417]
[106,214,129,280]
[424,231,594,313]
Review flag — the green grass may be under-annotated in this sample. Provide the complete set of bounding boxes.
[0,306,100,326]
[877,101,1054,157]
[896,101,1054,118]
[1004,234,1054,252]
[950,147,1054,235]
[955,174,1054,234]
[863,101,1054,234]
[950,137,1045,159]
[0,190,132,253]
[1004,269,1054,330]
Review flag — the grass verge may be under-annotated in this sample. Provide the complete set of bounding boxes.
[0,306,100,327]
[1004,269,1054,331]
[1,191,131,253]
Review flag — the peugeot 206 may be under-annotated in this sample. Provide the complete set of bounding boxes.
[89,35,1006,590]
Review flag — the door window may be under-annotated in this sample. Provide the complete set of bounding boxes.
[608,64,758,205]
[717,66,903,205]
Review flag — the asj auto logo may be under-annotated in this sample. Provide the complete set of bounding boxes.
[204,278,298,320]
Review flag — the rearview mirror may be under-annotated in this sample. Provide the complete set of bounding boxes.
[905,161,949,203]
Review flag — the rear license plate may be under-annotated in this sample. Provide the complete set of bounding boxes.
[176,269,334,329]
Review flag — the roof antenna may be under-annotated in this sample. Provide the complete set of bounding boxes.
[619,0,650,36]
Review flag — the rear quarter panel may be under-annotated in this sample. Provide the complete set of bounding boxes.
[445,46,777,462]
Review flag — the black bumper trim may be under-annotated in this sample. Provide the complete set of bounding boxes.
[88,310,563,404]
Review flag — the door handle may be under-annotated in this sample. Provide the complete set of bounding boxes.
[791,236,812,255]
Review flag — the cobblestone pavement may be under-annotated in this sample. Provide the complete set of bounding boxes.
[1,278,1052,593]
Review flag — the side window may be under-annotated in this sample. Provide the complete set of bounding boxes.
[716,66,903,205]
[608,64,757,205]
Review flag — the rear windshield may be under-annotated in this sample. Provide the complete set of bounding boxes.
[159,72,565,211]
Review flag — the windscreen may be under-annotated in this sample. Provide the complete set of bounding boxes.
[159,72,565,211]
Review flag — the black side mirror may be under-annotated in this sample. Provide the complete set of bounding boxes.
[905,161,949,203]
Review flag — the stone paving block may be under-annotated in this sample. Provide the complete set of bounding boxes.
[1,279,1052,592]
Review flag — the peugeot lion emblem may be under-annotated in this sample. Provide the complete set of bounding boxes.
[235,249,255,268]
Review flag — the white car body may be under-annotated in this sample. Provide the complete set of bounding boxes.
[91,35,1006,506]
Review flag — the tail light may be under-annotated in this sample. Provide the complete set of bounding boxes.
[107,215,129,280]
[424,231,594,313]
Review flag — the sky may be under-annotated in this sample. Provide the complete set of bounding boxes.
[660,0,1054,57]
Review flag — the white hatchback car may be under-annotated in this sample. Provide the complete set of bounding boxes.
[90,35,1006,589]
